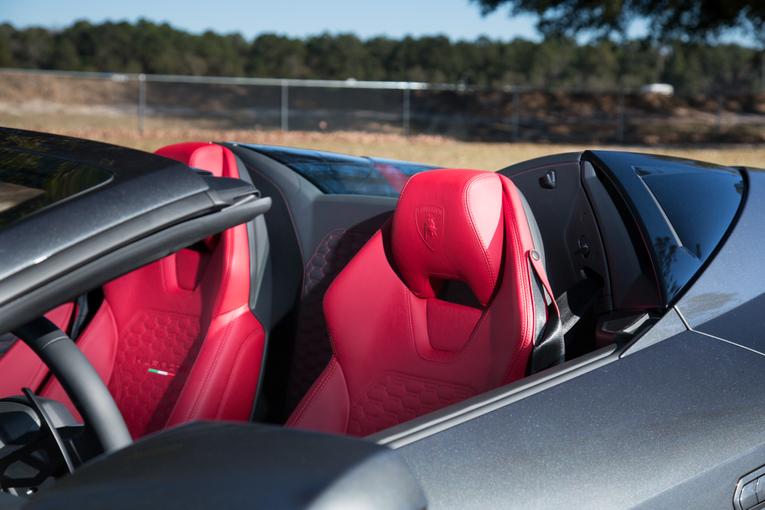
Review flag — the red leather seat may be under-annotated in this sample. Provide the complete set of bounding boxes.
[37,142,265,438]
[0,303,80,398]
[287,169,555,436]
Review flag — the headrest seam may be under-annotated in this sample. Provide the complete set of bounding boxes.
[463,174,498,296]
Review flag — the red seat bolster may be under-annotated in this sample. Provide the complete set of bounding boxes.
[166,306,265,426]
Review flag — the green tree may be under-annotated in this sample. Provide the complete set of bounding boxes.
[0,19,763,94]
[0,26,13,67]
[11,27,53,68]
[470,0,765,41]
[305,33,369,79]
[248,34,307,77]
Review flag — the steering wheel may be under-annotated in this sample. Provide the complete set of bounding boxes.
[12,317,131,454]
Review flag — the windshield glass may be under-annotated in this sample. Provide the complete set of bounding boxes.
[244,144,436,196]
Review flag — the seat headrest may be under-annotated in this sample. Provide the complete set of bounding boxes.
[391,170,505,306]
[155,142,239,179]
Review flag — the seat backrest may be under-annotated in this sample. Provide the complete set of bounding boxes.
[287,169,551,436]
[0,302,78,398]
[41,143,265,438]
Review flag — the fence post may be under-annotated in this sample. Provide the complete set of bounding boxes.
[617,91,625,143]
[281,80,289,131]
[716,93,723,134]
[402,86,411,136]
[512,89,520,142]
[137,73,146,134]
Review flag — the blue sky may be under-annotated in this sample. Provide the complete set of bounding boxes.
[3,0,755,45]
[1,0,544,40]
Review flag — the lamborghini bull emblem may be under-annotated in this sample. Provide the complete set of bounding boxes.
[416,206,444,251]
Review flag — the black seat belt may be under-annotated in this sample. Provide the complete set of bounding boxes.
[68,294,90,341]
[528,251,564,373]
[528,252,602,374]
[556,277,601,336]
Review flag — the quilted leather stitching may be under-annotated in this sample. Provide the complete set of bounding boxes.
[285,229,372,412]
[289,170,544,437]
[108,309,202,437]
[348,372,474,436]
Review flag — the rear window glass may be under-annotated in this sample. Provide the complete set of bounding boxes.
[0,148,113,227]
[244,145,435,196]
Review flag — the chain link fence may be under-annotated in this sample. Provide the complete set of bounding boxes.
[1,68,764,144]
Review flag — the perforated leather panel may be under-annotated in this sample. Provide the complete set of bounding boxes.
[108,310,203,437]
[285,228,373,412]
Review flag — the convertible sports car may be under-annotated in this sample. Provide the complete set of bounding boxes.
[0,126,761,509]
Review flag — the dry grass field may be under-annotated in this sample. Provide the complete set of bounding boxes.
[9,123,764,170]
[0,107,763,169]
[1,71,763,169]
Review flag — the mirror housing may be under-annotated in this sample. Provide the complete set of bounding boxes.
[26,422,427,510]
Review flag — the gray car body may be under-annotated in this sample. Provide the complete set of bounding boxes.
[376,165,765,509]
[1,131,761,509]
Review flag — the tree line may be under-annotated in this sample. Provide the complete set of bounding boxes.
[472,0,765,43]
[0,20,762,96]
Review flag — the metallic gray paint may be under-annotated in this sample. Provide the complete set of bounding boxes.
[675,168,765,353]
[620,306,686,355]
[398,331,765,509]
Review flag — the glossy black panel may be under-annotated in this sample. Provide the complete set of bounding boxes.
[0,128,184,176]
[675,168,765,352]
[582,161,660,310]
[0,148,112,228]
[369,157,435,176]
[398,331,765,509]
[0,128,210,282]
[242,144,435,196]
[588,150,744,305]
